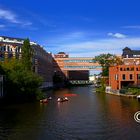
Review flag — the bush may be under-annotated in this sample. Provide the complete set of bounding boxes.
[127,87,140,95]
[120,89,127,94]
[96,78,106,93]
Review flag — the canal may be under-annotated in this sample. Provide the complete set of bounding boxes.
[0,86,140,140]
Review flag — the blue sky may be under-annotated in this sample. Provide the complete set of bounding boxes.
[0,0,140,56]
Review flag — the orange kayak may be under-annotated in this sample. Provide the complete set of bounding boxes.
[64,94,77,97]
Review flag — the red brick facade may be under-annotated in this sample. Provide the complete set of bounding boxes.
[53,52,101,81]
[109,65,140,90]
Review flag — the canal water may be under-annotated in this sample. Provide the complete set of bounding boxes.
[0,86,140,140]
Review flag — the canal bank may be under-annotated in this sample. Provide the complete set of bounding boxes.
[106,91,137,98]
[105,86,139,99]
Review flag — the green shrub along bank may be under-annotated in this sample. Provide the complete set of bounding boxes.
[119,87,140,95]
[96,78,106,93]
[0,39,43,102]
[127,87,140,95]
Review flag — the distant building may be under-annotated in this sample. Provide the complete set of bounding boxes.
[53,52,101,81]
[89,75,100,83]
[89,75,96,82]
[54,52,69,58]
[123,57,140,65]
[0,36,53,88]
[109,65,140,90]
[122,47,140,66]
[122,47,140,58]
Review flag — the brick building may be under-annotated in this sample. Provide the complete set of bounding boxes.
[108,47,140,90]
[109,65,140,90]
[53,52,101,81]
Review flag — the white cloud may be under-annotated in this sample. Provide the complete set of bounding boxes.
[122,25,140,29]
[0,9,19,23]
[0,8,32,27]
[108,32,127,39]
[47,37,140,57]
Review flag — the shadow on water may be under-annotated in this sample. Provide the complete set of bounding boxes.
[0,85,140,140]
[0,102,47,140]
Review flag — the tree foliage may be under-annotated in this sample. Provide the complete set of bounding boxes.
[95,53,123,76]
[0,59,43,101]
[21,38,34,71]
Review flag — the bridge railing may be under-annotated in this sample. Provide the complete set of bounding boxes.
[69,80,93,85]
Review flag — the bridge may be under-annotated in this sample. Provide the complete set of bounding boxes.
[53,52,102,83]
[54,53,101,70]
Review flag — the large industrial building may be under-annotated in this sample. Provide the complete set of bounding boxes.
[0,36,53,88]
[53,52,101,83]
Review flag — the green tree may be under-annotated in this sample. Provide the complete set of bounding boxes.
[0,59,43,101]
[95,53,123,76]
[21,38,33,71]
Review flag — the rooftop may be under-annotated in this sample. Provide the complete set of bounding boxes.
[0,36,37,46]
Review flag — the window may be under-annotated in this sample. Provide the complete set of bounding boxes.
[131,67,134,71]
[136,68,139,71]
[115,74,118,80]
[4,46,6,51]
[64,59,96,63]
[64,66,102,69]
[127,67,129,71]
[7,46,10,52]
[137,74,140,80]
[122,74,125,80]
[0,53,4,61]
[120,68,122,71]
[130,74,133,80]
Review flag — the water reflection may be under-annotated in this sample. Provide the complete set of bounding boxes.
[0,86,140,140]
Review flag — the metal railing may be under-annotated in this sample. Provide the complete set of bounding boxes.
[69,80,93,85]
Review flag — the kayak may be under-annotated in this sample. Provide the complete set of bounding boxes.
[57,97,69,102]
[40,98,48,103]
[64,94,77,97]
